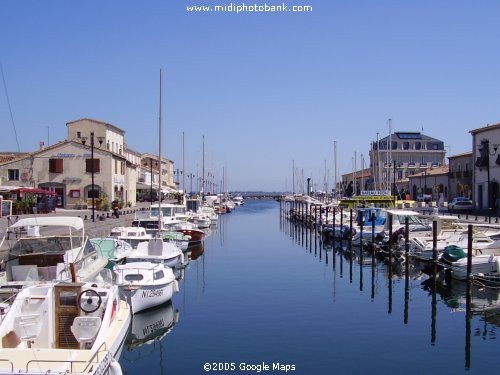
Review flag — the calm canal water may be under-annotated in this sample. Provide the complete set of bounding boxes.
[120,200,498,374]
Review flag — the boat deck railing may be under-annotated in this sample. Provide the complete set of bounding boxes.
[23,342,110,374]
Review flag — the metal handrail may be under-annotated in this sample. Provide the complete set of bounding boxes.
[25,342,109,373]
[0,359,14,372]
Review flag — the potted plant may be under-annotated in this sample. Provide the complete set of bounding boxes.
[101,199,111,212]
[12,201,21,215]
[126,201,132,208]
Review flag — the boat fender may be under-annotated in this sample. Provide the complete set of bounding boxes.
[111,298,118,321]
[173,279,179,293]
[109,358,123,375]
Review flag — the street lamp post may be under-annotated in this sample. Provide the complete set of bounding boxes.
[424,170,427,198]
[81,132,104,222]
[174,169,183,189]
[477,139,499,224]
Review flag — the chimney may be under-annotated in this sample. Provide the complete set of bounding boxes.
[39,141,45,150]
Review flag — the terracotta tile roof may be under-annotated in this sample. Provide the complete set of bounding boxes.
[448,151,472,159]
[408,166,449,178]
[0,153,29,163]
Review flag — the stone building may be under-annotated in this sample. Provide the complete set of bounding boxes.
[0,119,146,208]
[448,152,473,200]
[369,131,446,193]
[470,123,500,211]
[408,166,449,201]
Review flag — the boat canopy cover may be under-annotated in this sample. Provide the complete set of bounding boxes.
[385,209,420,216]
[9,217,84,231]
[442,245,467,263]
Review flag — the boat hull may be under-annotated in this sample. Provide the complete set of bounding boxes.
[176,229,205,245]
[120,281,175,314]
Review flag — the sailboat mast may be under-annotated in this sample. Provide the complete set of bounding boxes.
[202,135,205,196]
[158,68,163,232]
[182,131,185,194]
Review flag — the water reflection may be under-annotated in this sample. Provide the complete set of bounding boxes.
[280,202,500,371]
[127,301,179,350]
[189,243,205,261]
[121,301,179,374]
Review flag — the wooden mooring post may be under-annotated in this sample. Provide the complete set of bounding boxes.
[349,209,353,252]
[465,224,473,368]
[332,207,336,248]
[432,220,438,277]
[339,207,344,249]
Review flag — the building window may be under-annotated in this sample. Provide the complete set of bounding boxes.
[392,141,398,150]
[49,158,63,173]
[8,169,19,181]
[85,159,100,173]
[115,160,118,174]
[415,142,421,150]
[77,131,81,139]
[119,146,122,155]
[465,163,468,171]
[107,141,110,151]
[121,161,125,175]
[403,142,409,150]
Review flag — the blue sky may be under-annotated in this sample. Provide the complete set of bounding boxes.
[1,1,500,191]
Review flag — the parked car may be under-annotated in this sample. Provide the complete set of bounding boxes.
[448,197,473,212]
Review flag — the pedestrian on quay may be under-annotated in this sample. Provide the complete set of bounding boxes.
[112,199,120,218]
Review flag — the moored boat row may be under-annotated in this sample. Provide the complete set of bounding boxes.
[0,197,218,374]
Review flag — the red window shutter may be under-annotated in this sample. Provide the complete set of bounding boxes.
[56,159,63,173]
[49,159,56,173]
[49,159,63,173]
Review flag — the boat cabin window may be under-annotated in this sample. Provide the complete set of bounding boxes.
[132,220,159,230]
[10,236,84,256]
[60,291,78,306]
[396,215,421,225]
[154,270,164,280]
[174,207,186,214]
[124,274,144,281]
[151,207,174,217]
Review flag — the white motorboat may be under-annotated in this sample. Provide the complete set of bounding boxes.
[449,254,500,280]
[412,228,500,260]
[160,231,190,251]
[0,217,107,287]
[149,203,183,228]
[191,213,211,229]
[0,277,131,374]
[201,205,219,225]
[126,238,184,268]
[113,261,178,314]
[233,195,244,205]
[351,209,430,245]
[110,226,152,249]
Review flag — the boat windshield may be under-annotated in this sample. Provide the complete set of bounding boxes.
[10,236,84,256]
[174,206,186,214]
[396,215,422,225]
[151,207,174,217]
